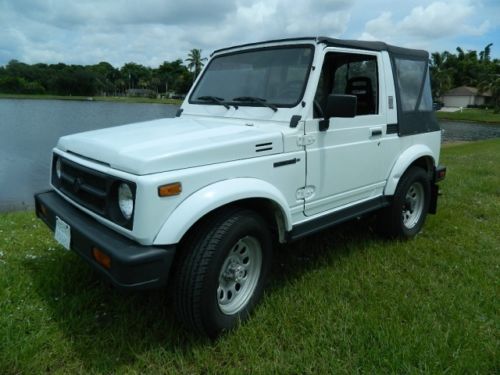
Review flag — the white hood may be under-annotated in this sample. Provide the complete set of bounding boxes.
[56,117,284,175]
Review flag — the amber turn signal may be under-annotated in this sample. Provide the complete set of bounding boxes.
[158,182,182,197]
[92,247,111,269]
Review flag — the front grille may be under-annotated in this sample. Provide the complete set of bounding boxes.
[52,155,135,229]
[54,157,108,215]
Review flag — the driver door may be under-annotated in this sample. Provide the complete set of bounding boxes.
[304,49,397,216]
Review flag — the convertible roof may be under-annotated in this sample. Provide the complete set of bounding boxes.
[212,36,428,59]
[317,37,428,59]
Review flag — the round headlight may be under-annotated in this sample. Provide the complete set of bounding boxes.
[118,183,134,220]
[55,158,62,179]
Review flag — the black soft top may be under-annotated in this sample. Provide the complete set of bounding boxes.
[212,36,428,59]
[317,37,428,59]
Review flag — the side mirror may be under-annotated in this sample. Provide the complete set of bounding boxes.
[319,94,357,131]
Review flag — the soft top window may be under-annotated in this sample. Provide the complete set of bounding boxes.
[394,58,432,112]
[392,55,439,136]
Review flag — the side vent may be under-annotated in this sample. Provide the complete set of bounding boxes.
[255,142,273,153]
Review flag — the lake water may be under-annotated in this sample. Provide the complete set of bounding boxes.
[1,99,499,211]
[440,121,500,142]
[0,99,178,211]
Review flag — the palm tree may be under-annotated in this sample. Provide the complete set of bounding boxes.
[185,49,207,79]
[479,43,493,62]
[430,51,453,99]
[478,75,500,112]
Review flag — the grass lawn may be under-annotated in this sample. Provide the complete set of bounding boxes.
[1,140,499,373]
[0,93,182,106]
[437,108,500,124]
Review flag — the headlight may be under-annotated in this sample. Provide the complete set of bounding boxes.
[118,183,134,220]
[55,157,62,179]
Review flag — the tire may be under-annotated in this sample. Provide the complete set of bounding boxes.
[173,209,272,338]
[379,167,431,238]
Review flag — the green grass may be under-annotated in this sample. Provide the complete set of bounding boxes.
[1,140,499,373]
[0,93,182,105]
[437,108,500,124]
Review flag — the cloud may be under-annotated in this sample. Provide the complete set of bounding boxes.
[399,1,488,38]
[179,0,353,55]
[360,1,491,44]
[0,0,497,67]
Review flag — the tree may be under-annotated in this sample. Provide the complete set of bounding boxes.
[185,49,207,79]
[430,52,453,99]
[429,43,499,101]
[479,43,493,62]
[88,62,120,95]
[120,63,151,90]
[157,59,192,94]
[479,75,500,112]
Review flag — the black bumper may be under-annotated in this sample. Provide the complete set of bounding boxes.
[35,190,176,291]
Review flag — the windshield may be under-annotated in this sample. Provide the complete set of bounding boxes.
[189,45,314,108]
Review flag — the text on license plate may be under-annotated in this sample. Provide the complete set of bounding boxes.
[55,216,71,250]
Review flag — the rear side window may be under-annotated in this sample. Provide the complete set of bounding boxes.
[394,58,432,112]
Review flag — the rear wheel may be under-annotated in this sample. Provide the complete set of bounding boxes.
[379,167,431,238]
[174,209,272,338]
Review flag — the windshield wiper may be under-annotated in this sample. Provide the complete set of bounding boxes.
[197,95,231,109]
[232,96,278,112]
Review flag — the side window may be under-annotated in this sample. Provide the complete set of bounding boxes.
[314,52,379,118]
[394,58,432,112]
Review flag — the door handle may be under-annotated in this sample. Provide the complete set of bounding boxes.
[371,129,382,137]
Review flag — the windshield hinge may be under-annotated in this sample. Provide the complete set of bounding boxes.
[297,135,315,147]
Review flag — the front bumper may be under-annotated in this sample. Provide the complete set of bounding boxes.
[35,190,175,291]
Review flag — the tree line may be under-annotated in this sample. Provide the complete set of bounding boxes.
[0,45,498,109]
[0,49,206,97]
[430,43,500,110]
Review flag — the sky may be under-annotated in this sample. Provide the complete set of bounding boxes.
[0,0,498,68]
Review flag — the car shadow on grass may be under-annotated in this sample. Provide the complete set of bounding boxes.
[26,215,381,372]
[270,216,381,287]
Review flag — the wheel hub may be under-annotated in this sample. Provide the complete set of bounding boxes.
[223,262,246,282]
[217,236,262,315]
[402,182,425,229]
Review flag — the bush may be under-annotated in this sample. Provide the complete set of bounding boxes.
[0,77,45,94]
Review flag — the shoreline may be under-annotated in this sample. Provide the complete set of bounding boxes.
[436,110,500,125]
[2,94,499,125]
[438,116,500,126]
[0,93,182,105]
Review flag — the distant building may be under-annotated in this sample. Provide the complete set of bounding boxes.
[441,86,491,107]
[126,88,155,97]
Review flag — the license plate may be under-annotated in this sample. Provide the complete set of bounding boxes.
[55,217,71,250]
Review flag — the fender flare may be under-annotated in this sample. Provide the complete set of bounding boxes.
[153,178,292,245]
[384,144,436,196]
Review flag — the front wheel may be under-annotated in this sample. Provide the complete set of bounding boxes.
[379,167,431,238]
[174,209,272,338]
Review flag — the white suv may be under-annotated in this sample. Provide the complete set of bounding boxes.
[35,37,446,337]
